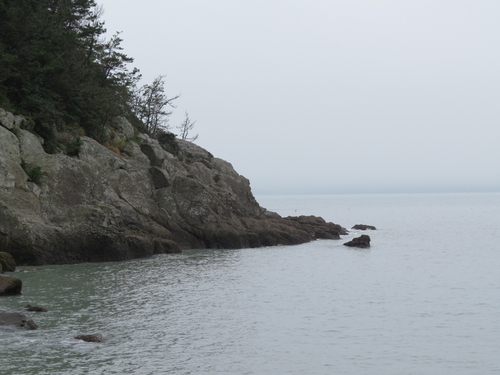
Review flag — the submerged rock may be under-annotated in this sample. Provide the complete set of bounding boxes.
[0,312,37,329]
[0,276,22,295]
[74,333,105,343]
[343,234,371,248]
[25,304,47,312]
[352,224,376,230]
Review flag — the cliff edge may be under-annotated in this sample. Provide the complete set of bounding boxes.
[0,109,346,265]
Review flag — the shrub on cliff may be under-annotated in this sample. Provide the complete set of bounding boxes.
[67,138,84,157]
[157,130,180,156]
[21,162,43,184]
[27,166,43,183]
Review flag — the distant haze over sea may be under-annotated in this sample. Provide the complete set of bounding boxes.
[99,0,500,196]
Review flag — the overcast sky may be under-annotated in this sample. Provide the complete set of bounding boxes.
[98,0,500,195]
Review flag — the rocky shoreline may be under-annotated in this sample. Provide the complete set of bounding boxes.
[0,109,349,266]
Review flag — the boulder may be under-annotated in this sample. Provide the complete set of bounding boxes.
[0,276,22,295]
[74,333,105,342]
[0,108,24,130]
[0,252,16,272]
[0,108,15,130]
[0,312,37,329]
[343,234,371,248]
[352,224,376,230]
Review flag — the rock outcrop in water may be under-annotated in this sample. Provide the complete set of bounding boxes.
[343,235,371,248]
[0,312,37,329]
[0,109,347,265]
[25,305,48,312]
[0,276,22,296]
[74,333,106,342]
[351,224,376,230]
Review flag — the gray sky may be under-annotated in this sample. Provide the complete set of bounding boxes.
[99,0,500,195]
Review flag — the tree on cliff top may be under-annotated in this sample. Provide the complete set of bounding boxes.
[133,75,179,135]
[0,0,140,145]
[177,111,198,142]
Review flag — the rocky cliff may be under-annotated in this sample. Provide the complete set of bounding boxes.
[0,108,346,265]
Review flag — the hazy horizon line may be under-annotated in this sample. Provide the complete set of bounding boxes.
[253,187,500,196]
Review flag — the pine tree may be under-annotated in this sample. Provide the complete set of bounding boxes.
[0,0,140,144]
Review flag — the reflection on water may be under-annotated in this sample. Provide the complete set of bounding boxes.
[2,193,500,374]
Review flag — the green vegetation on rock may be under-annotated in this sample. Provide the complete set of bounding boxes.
[0,1,138,140]
[66,138,84,157]
[21,162,43,184]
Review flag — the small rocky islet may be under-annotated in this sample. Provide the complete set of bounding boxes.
[352,224,377,231]
[343,234,371,248]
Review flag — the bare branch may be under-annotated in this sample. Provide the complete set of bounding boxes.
[133,75,179,134]
[177,111,198,142]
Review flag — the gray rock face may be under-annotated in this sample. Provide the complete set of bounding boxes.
[0,109,347,265]
[113,117,135,138]
[0,312,37,329]
[0,252,16,272]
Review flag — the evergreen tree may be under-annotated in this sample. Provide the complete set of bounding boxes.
[0,0,140,145]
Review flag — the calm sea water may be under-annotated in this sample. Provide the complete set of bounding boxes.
[1,192,500,375]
